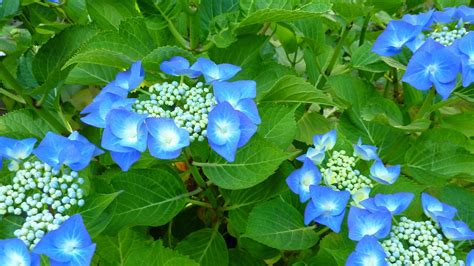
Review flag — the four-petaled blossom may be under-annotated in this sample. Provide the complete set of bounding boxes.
[207,102,256,162]
[296,146,325,165]
[360,193,414,216]
[372,20,421,56]
[353,138,379,161]
[304,185,350,232]
[313,130,337,151]
[421,193,457,223]
[456,32,474,87]
[346,236,388,266]
[214,80,261,124]
[0,137,36,161]
[286,158,321,203]
[402,39,460,100]
[0,238,39,266]
[297,130,337,165]
[369,160,400,185]
[348,206,392,241]
[33,214,96,266]
[146,118,190,159]
[102,108,148,171]
[160,56,201,78]
[33,132,103,171]
[81,92,136,128]
[191,58,241,84]
[438,217,474,241]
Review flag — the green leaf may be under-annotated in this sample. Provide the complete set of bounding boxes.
[436,0,470,9]
[229,248,265,266]
[440,113,474,138]
[295,111,331,145]
[259,75,334,106]
[176,228,229,266]
[0,109,53,139]
[79,192,121,237]
[86,0,139,29]
[66,63,117,85]
[310,232,355,266]
[239,2,332,27]
[195,136,295,189]
[404,141,474,185]
[0,0,19,18]
[142,46,194,75]
[105,169,187,233]
[257,104,298,149]
[0,216,24,238]
[439,185,474,228]
[351,42,388,73]
[244,199,319,250]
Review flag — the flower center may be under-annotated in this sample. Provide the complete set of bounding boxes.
[426,64,437,74]
[428,24,469,46]
[62,239,80,254]
[7,252,27,266]
[301,173,314,188]
[160,130,178,147]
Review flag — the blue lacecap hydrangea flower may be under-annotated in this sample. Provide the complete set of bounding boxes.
[346,236,387,266]
[373,6,474,99]
[81,57,260,171]
[0,238,40,266]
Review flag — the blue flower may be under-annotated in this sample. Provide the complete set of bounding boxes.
[160,56,201,78]
[0,137,36,161]
[360,193,414,215]
[314,130,337,151]
[0,238,39,266]
[438,217,474,241]
[296,146,325,165]
[348,206,392,241]
[213,80,261,124]
[401,9,434,29]
[33,214,96,266]
[353,138,379,161]
[372,20,421,56]
[146,118,190,159]
[191,58,241,84]
[402,39,460,100]
[467,249,474,266]
[304,185,350,232]
[286,158,321,203]
[114,61,144,92]
[101,108,148,170]
[33,132,102,171]
[81,92,136,128]
[351,187,371,208]
[455,6,474,23]
[421,193,457,223]
[207,102,256,162]
[456,32,474,87]
[346,236,388,266]
[369,160,400,185]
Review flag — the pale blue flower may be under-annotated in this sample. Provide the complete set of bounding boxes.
[114,61,144,92]
[0,137,36,161]
[353,138,379,161]
[438,217,474,241]
[286,158,321,203]
[348,206,392,241]
[369,160,400,185]
[191,58,241,84]
[160,56,201,78]
[346,236,388,266]
[360,192,414,215]
[372,20,421,56]
[214,80,260,124]
[421,193,457,223]
[0,238,39,266]
[146,118,190,159]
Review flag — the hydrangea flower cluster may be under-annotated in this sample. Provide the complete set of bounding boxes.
[0,214,96,266]
[346,192,474,265]
[81,56,260,171]
[372,6,474,99]
[286,131,401,233]
[0,133,101,249]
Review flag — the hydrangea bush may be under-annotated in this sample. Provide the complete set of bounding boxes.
[0,0,473,265]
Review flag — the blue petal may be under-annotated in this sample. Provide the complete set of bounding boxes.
[191,58,240,83]
[401,9,434,29]
[372,20,421,56]
[438,217,474,241]
[402,49,434,91]
[237,111,257,148]
[0,238,32,265]
[300,146,326,165]
[313,130,337,150]
[285,158,321,203]
[207,102,241,146]
[146,118,189,160]
[421,193,457,222]
[373,192,414,215]
[33,132,70,169]
[104,109,148,152]
[369,161,400,185]
[115,61,144,92]
[433,8,457,24]
[310,185,350,216]
[353,138,379,161]
[431,47,460,84]
[235,99,261,125]
[466,249,474,266]
[314,209,346,233]
[110,150,142,171]
[360,198,385,213]
[304,201,319,225]
[81,93,135,128]
[33,215,93,263]
[68,131,104,157]
[0,137,37,161]
[160,56,201,78]
[456,32,474,58]
[348,206,392,241]
[346,236,388,266]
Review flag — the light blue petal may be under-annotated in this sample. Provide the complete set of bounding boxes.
[432,78,457,100]
[106,109,148,152]
[421,193,457,222]
[0,238,32,266]
[110,150,142,171]
[369,161,399,185]
[401,9,434,29]
[304,201,320,225]
[432,48,460,84]
[191,58,219,83]
[115,61,144,91]
[213,81,244,106]
[402,50,434,91]
[33,132,70,169]
[353,138,379,161]
[438,217,474,241]
[373,192,414,215]
[217,63,241,82]
[314,209,346,233]
[160,56,190,75]
[348,207,392,241]
[346,236,388,266]
[68,131,104,157]
[310,185,350,216]
[207,102,241,146]
[146,118,189,159]
[466,249,474,266]
[237,111,257,148]
[372,20,421,56]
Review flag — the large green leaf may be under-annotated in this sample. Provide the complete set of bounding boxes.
[195,136,295,189]
[105,169,187,233]
[439,185,474,228]
[79,192,121,237]
[0,216,24,238]
[259,75,334,106]
[309,232,355,266]
[244,199,319,250]
[86,0,139,29]
[295,111,331,145]
[176,228,229,266]
[0,109,53,139]
[257,104,298,149]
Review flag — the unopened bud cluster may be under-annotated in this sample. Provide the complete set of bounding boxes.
[382,217,461,266]
[428,25,468,46]
[321,150,373,194]
[0,160,86,248]
[132,81,216,142]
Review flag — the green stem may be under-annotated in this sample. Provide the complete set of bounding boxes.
[316,25,351,90]
[415,88,436,120]
[0,87,26,104]
[198,41,215,52]
[316,226,330,236]
[455,240,465,249]
[186,198,213,208]
[184,148,206,188]
[156,6,189,49]
[429,95,461,112]
[187,3,200,51]
[137,88,152,96]
[392,68,400,98]
[359,13,371,46]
